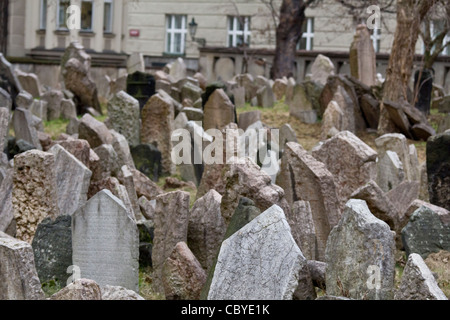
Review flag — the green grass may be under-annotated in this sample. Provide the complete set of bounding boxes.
[44,118,71,140]
[41,279,63,298]
[138,266,165,300]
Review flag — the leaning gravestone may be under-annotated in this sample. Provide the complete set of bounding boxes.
[203,88,236,131]
[61,42,102,115]
[141,91,175,175]
[78,113,113,149]
[0,87,12,112]
[376,150,405,192]
[72,190,139,292]
[0,53,23,105]
[276,142,341,261]
[310,54,335,86]
[402,206,450,259]
[152,191,190,294]
[12,108,42,150]
[126,71,156,110]
[31,215,72,286]
[394,253,447,300]
[208,205,311,300]
[325,199,395,300]
[426,131,450,211]
[290,201,316,260]
[13,150,59,243]
[41,89,63,121]
[16,70,42,98]
[0,235,45,300]
[127,52,145,74]
[107,91,140,146]
[289,83,317,124]
[312,131,378,210]
[321,100,344,140]
[48,144,92,216]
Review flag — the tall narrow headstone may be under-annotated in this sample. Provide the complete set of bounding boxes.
[12,108,42,150]
[72,190,139,291]
[203,88,236,131]
[13,150,59,243]
[107,91,140,146]
[349,25,376,87]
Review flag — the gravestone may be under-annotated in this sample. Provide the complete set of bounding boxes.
[208,205,312,300]
[90,144,120,182]
[141,91,175,175]
[203,88,236,131]
[15,90,34,109]
[0,53,23,106]
[31,215,72,286]
[349,25,376,87]
[289,83,317,124]
[162,241,206,300]
[152,191,190,294]
[426,131,450,210]
[48,144,92,216]
[127,52,145,74]
[414,68,434,115]
[0,87,12,111]
[169,57,187,82]
[72,190,139,291]
[235,73,257,102]
[0,167,13,235]
[310,54,335,86]
[232,86,246,108]
[57,138,90,169]
[402,206,450,259]
[12,108,42,150]
[131,168,163,200]
[395,253,447,300]
[279,123,298,152]
[102,285,145,300]
[181,81,203,104]
[325,199,395,300]
[16,70,42,98]
[376,150,405,192]
[214,58,235,82]
[238,110,261,132]
[0,235,44,300]
[290,201,316,260]
[360,93,380,129]
[29,99,48,122]
[117,165,143,221]
[273,78,288,101]
[126,71,156,110]
[256,83,275,108]
[110,129,136,170]
[107,91,140,146]
[321,100,344,140]
[276,142,341,261]
[13,150,59,243]
[0,107,9,151]
[61,42,101,115]
[50,279,101,300]
[312,131,378,210]
[41,90,63,121]
[187,190,225,271]
[78,114,113,149]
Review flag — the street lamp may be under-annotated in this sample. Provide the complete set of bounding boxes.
[188,18,206,47]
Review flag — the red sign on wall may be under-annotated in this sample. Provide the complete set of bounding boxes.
[129,29,140,37]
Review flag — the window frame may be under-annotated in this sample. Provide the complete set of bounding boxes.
[370,27,381,53]
[80,0,94,32]
[298,17,314,51]
[103,0,113,33]
[40,0,47,30]
[165,14,187,55]
[227,16,251,48]
[56,0,71,30]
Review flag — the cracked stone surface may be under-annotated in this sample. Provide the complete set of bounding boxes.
[325,199,395,300]
[394,253,447,300]
[290,201,316,260]
[107,91,140,147]
[208,205,309,300]
[0,236,45,300]
[101,285,145,300]
[50,279,102,300]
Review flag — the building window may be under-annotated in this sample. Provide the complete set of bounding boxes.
[166,15,187,54]
[104,0,113,33]
[298,18,314,50]
[40,0,47,30]
[80,0,94,31]
[371,28,381,53]
[227,16,251,47]
[422,20,450,56]
[57,0,70,30]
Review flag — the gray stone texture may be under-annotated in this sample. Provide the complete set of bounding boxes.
[107,91,140,146]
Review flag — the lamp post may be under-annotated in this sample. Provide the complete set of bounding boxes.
[188,18,206,47]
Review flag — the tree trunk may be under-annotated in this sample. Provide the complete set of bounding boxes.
[270,0,306,80]
[379,0,438,134]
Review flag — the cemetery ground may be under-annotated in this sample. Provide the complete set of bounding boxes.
[32,98,448,300]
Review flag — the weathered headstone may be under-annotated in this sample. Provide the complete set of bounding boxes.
[181,81,203,104]
[238,110,261,132]
[57,138,90,169]
[78,114,113,149]
[15,90,34,110]
[0,53,23,104]
[31,215,72,286]
[16,70,42,98]
[312,131,378,209]
[360,93,380,129]
[12,108,42,150]
[0,87,12,111]
[131,168,163,200]
[126,71,156,110]
[256,83,275,108]
[349,25,376,87]
[0,167,13,235]
[162,241,207,300]
[61,42,101,115]
[152,191,190,294]
[203,88,235,131]
[141,91,175,175]
[289,83,317,124]
[395,253,447,300]
[273,78,288,101]
[208,205,312,300]
[279,123,298,152]
[127,52,145,74]
[72,190,139,291]
[102,285,145,300]
[110,129,136,170]
[325,199,395,300]
[276,142,341,261]
[376,150,405,192]
[290,201,316,260]
[0,236,45,300]
[232,86,246,108]
[310,54,335,86]
[117,165,143,221]
[13,150,59,243]
[321,100,344,140]
[48,144,92,216]
[187,190,225,271]
[426,131,450,210]
[169,57,187,82]
[130,143,162,182]
[402,206,450,259]
[0,107,9,151]
[107,91,140,146]
[50,279,102,300]
[414,68,434,115]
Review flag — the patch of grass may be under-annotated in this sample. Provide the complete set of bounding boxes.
[41,279,63,298]
[44,118,70,140]
[139,266,165,300]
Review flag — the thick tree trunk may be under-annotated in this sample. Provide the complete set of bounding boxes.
[379,0,437,134]
[270,0,306,80]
